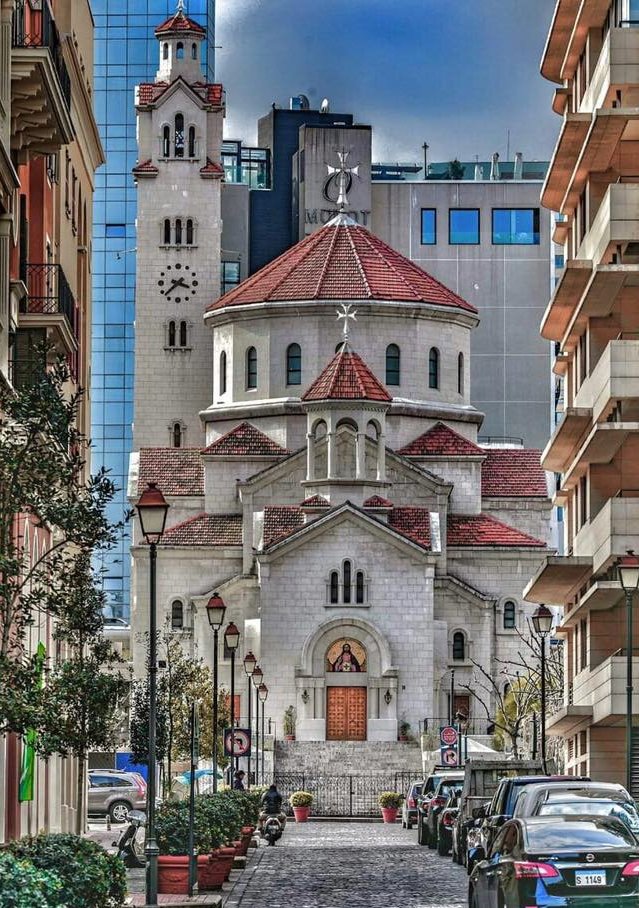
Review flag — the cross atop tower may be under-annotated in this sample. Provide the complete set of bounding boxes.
[336,302,358,343]
[326,150,359,211]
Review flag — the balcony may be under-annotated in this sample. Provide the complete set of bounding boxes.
[571,653,639,726]
[577,182,639,269]
[523,554,593,605]
[574,496,639,575]
[11,0,74,156]
[541,0,580,83]
[581,27,639,113]
[561,580,623,628]
[541,406,591,472]
[540,259,592,341]
[574,339,639,423]
[541,113,590,211]
[561,264,639,350]
[18,263,78,355]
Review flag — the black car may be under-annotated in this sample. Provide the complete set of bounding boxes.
[419,777,463,848]
[469,815,639,908]
[437,790,461,856]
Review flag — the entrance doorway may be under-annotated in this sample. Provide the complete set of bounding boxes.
[326,687,367,741]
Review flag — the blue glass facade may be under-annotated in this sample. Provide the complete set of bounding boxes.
[92,2,215,621]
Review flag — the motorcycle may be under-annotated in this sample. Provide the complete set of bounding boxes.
[113,809,146,867]
[262,814,284,846]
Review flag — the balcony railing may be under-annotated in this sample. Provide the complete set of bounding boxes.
[12,0,71,110]
[19,263,77,337]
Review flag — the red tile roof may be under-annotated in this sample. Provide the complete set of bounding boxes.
[132,159,159,175]
[158,513,242,546]
[447,514,546,547]
[200,158,224,177]
[388,507,432,549]
[398,422,483,457]
[481,449,548,498]
[263,506,304,547]
[363,495,393,509]
[138,448,204,496]
[137,81,223,108]
[300,495,330,508]
[202,423,289,457]
[302,345,392,403]
[207,218,477,313]
[155,11,206,34]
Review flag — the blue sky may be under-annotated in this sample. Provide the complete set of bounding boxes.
[216,0,558,164]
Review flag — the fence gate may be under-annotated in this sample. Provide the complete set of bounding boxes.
[274,771,416,818]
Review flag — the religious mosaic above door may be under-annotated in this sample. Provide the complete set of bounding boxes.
[326,639,367,673]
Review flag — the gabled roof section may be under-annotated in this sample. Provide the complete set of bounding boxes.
[481,449,548,498]
[132,159,159,176]
[202,422,290,457]
[447,514,546,548]
[158,513,242,546]
[388,507,432,549]
[200,158,224,178]
[137,79,223,109]
[264,506,304,547]
[300,494,330,508]
[155,11,206,35]
[363,495,393,509]
[301,344,392,403]
[398,422,484,457]
[138,448,204,496]
[207,220,477,313]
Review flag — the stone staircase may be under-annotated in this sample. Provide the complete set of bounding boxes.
[275,739,422,775]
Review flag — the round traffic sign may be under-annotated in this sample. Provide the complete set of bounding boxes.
[440,725,458,746]
[441,747,458,767]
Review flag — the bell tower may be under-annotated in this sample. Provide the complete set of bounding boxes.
[133,4,224,450]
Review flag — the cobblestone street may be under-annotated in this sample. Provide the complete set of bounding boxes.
[227,821,466,908]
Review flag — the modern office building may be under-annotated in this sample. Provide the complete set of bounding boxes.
[91,1,215,621]
[524,0,639,789]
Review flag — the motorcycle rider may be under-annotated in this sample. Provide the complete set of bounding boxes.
[259,783,286,832]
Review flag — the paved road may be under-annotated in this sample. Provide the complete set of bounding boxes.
[227,821,467,908]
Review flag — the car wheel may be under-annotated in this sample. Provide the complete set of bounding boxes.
[417,819,428,846]
[406,820,413,830]
[109,800,132,824]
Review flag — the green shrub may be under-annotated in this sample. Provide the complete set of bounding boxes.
[199,792,243,843]
[212,789,260,828]
[155,799,214,856]
[0,852,62,908]
[378,791,403,809]
[6,834,126,908]
[289,790,313,808]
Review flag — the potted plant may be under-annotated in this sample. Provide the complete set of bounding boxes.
[283,705,296,741]
[155,800,214,895]
[399,719,411,743]
[289,790,313,823]
[378,791,402,824]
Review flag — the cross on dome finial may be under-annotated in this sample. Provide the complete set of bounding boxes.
[326,149,360,212]
[336,303,358,343]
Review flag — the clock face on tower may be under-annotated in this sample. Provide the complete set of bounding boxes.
[157,264,198,303]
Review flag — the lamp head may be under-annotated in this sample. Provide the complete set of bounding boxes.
[618,550,639,592]
[252,663,263,687]
[243,650,257,676]
[135,482,170,542]
[531,603,553,638]
[224,621,240,651]
[258,683,268,703]
[205,592,226,630]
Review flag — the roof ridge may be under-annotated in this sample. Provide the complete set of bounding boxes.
[343,224,372,297]
[314,222,343,299]
[356,226,419,300]
[448,512,546,547]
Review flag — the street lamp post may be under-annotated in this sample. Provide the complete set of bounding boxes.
[252,664,263,782]
[618,551,639,795]
[258,683,268,784]
[135,482,170,908]
[224,622,240,778]
[205,593,226,793]
[243,651,256,786]
[532,603,553,775]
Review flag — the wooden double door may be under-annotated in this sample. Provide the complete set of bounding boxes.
[326,686,367,741]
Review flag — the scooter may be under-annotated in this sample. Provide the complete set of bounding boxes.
[113,809,146,867]
[262,814,284,846]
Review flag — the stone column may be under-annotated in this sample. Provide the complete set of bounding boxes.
[356,432,366,479]
[327,432,337,479]
[377,433,386,481]
[306,432,315,480]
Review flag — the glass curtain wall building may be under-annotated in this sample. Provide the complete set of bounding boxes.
[92,2,215,621]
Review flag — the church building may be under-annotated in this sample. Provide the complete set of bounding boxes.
[129,9,552,750]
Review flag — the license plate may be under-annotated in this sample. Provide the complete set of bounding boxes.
[575,870,606,887]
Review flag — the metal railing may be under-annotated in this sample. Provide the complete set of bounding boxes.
[12,0,71,109]
[19,263,77,336]
[420,717,495,737]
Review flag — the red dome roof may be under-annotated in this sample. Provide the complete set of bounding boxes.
[155,11,206,35]
[302,344,392,403]
[207,215,477,313]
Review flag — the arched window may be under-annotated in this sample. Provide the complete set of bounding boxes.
[163,218,171,244]
[458,352,464,395]
[188,126,196,158]
[175,218,182,245]
[385,343,400,385]
[176,42,184,59]
[286,343,301,385]
[246,346,257,389]
[171,600,184,629]
[168,320,176,347]
[219,351,227,394]
[172,422,182,448]
[174,113,184,157]
[428,347,440,390]
[452,631,465,661]
[355,571,365,604]
[163,42,169,60]
[186,218,194,245]
[179,320,188,347]
[343,560,352,604]
[503,601,516,629]
[162,125,170,158]
[329,571,339,604]
[191,42,198,59]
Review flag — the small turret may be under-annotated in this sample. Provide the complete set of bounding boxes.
[155,1,205,84]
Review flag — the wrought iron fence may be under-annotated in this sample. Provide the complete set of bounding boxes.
[12,0,71,108]
[20,263,77,336]
[274,771,418,818]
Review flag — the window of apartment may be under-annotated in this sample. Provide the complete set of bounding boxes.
[579,618,587,671]
[385,343,400,385]
[492,208,540,245]
[286,343,301,386]
[428,347,440,389]
[452,631,466,661]
[171,600,184,629]
[630,0,639,23]
[457,353,464,395]
[503,601,516,629]
[219,351,227,394]
[421,208,436,245]
[221,261,240,296]
[449,208,480,245]
[246,346,257,389]
[578,474,588,529]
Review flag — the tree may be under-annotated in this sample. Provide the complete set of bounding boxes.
[447,159,465,180]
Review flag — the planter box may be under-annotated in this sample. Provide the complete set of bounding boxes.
[158,854,212,895]
[381,807,398,824]
[293,805,311,822]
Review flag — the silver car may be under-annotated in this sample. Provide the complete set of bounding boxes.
[88,769,147,823]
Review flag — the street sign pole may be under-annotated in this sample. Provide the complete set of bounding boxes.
[188,703,199,897]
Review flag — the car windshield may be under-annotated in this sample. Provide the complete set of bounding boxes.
[526,819,638,850]
[538,801,639,830]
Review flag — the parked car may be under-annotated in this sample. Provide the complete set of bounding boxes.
[468,815,639,907]
[514,782,639,832]
[418,773,463,846]
[88,769,147,823]
[401,779,423,829]
[436,789,461,856]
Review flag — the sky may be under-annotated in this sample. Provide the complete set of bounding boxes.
[216,0,559,165]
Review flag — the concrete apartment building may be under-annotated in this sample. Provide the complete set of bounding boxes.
[524,0,639,789]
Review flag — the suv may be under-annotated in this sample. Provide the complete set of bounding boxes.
[401,779,423,830]
[417,771,464,846]
[88,769,147,823]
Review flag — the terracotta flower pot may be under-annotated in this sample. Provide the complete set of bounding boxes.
[293,805,311,822]
[158,854,211,895]
[381,806,398,824]
[198,851,230,891]
[237,826,254,856]
[218,845,237,881]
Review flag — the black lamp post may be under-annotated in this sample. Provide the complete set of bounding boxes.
[135,482,169,908]
[618,551,639,795]
[532,603,553,775]
[258,682,268,784]
[243,651,256,787]
[224,622,240,776]
[251,664,263,782]
[205,593,226,793]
